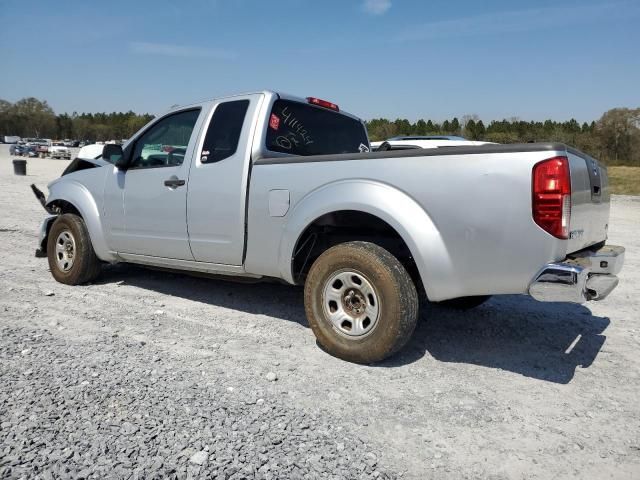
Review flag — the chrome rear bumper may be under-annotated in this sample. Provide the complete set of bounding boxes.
[529,245,624,303]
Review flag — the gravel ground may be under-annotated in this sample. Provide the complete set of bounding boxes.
[1,145,639,479]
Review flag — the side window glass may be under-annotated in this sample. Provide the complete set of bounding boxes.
[130,109,200,169]
[200,100,249,164]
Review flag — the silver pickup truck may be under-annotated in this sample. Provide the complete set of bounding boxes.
[32,90,625,363]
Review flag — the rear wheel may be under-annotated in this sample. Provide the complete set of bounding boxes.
[47,214,102,285]
[437,295,491,310]
[304,241,418,363]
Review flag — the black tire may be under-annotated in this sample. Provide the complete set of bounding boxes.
[437,295,491,310]
[47,213,102,285]
[304,241,418,363]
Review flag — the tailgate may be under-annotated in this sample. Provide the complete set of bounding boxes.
[566,148,610,253]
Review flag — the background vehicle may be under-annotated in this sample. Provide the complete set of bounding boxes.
[3,135,21,144]
[22,145,38,157]
[22,138,51,158]
[9,144,26,155]
[371,135,494,151]
[36,144,48,158]
[48,142,71,159]
[76,144,106,160]
[33,90,625,363]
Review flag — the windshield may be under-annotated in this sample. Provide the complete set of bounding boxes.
[266,100,369,156]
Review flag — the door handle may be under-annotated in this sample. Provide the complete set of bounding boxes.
[164,177,185,188]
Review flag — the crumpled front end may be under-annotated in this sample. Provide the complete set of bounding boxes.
[35,214,58,258]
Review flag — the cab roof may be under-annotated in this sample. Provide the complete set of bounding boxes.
[168,90,363,123]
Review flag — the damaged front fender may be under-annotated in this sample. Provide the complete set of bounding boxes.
[35,214,58,258]
[31,184,58,257]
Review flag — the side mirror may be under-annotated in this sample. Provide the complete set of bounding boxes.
[103,144,127,169]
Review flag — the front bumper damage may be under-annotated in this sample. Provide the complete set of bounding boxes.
[31,184,58,258]
[529,245,625,303]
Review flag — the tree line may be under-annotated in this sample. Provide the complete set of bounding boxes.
[367,108,639,166]
[0,97,154,143]
[1,97,638,166]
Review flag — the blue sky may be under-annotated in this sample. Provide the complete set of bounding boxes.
[0,0,638,122]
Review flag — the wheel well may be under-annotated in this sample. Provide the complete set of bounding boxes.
[291,210,421,288]
[39,201,83,255]
[48,200,82,218]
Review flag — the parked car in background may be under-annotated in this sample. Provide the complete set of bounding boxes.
[22,145,38,157]
[3,135,21,144]
[29,138,51,146]
[76,144,105,160]
[9,144,26,155]
[49,143,71,159]
[36,144,49,158]
[371,135,494,151]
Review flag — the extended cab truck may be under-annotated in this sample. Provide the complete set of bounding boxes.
[33,91,625,363]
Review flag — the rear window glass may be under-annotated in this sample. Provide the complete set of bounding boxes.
[201,100,249,164]
[266,100,369,156]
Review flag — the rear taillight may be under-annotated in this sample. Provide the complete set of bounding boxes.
[532,156,571,239]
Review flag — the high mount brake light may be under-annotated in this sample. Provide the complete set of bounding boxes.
[306,97,339,112]
[532,156,571,239]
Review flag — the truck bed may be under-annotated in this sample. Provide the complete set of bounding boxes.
[247,142,610,300]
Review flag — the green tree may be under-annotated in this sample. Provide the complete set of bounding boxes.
[0,99,13,135]
[393,118,412,136]
[414,119,427,135]
[463,119,477,139]
[450,117,461,135]
[595,108,640,165]
[10,97,56,137]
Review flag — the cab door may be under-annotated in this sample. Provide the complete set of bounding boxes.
[187,94,262,264]
[103,108,204,259]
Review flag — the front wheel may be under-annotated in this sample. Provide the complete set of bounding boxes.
[47,214,102,285]
[304,241,418,363]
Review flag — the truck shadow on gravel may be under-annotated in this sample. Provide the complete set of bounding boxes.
[98,265,609,384]
[97,264,309,326]
[389,296,610,384]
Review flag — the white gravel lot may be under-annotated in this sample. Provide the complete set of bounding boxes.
[0,145,639,479]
